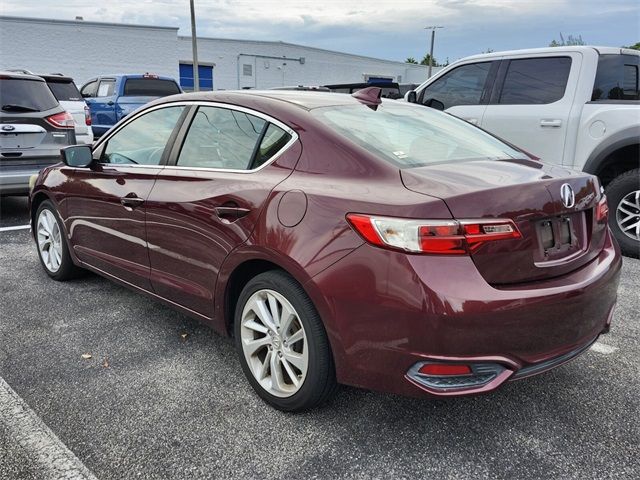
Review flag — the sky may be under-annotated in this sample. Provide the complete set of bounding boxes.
[1,0,639,63]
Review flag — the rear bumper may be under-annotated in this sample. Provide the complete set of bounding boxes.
[309,229,622,398]
[0,160,58,195]
[75,128,94,145]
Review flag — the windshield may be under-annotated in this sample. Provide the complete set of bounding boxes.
[0,78,59,112]
[311,102,522,168]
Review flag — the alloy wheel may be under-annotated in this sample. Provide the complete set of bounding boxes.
[240,289,308,398]
[37,209,63,273]
[616,189,640,241]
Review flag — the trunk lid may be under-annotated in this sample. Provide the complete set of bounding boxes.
[401,159,607,284]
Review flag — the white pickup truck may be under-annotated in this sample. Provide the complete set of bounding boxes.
[407,46,640,257]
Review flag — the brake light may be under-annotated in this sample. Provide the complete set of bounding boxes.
[346,214,521,255]
[84,105,91,126]
[596,195,609,223]
[45,111,75,129]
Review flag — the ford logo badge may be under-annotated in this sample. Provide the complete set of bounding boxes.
[1,125,16,132]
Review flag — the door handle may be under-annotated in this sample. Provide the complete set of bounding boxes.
[540,119,562,128]
[214,205,251,222]
[120,195,144,211]
[106,101,115,106]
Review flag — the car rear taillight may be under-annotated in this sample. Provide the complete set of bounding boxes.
[45,111,75,129]
[596,195,609,223]
[84,105,91,126]
[346,214,521,255]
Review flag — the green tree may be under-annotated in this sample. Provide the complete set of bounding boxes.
[420,54,438,66]
[405,57,418,64]
[550,33,585,47]
[623,42,640,50]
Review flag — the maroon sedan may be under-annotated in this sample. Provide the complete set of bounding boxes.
[30,88,621,411]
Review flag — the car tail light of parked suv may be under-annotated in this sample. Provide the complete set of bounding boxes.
[346,214,522,255]
[45,111,75,129]
[84,105,91,126]
[596,195,609,223]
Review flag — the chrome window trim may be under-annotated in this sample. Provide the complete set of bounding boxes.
[93,101,299,174]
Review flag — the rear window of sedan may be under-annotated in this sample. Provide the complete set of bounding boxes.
[311,102,522,167]
[0,78,59,112]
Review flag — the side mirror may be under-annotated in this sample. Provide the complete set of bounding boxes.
[424,98,445,111]
[61,145,93,168]
[406,90,417,103]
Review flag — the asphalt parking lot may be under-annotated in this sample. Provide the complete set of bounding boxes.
[1,196,639,480]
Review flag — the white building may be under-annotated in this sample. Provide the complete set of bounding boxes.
[0,16,435,90]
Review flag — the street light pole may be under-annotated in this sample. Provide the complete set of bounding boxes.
[424,26,443,78]
[190,0,200,91]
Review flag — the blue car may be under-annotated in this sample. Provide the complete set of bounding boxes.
[79,74,182,137]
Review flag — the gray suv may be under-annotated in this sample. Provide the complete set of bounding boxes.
[1,71,76,195]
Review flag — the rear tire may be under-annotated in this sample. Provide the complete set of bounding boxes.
[35,200,83,280]
[234,270,337,412]
[606,169,640,258]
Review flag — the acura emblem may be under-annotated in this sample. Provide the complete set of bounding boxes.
[1,125,16,132]
[560,183,575,208]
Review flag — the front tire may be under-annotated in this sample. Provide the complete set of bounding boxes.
[606,169,640,258]
[234,270,337,412]
[35,200,82,280]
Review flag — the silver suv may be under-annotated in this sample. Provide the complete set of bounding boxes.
[0,71,76,195]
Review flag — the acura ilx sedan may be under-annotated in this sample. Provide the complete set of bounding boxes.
[30,88,621,411]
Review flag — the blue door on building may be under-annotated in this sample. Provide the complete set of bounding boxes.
[179,63,214,91]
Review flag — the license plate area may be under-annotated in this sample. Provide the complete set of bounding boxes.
[534,212,587,264]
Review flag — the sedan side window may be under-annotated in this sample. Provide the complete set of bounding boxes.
[421,62,492,109]
[103,106,185,165]
[177,106,266,170]
[252,124,292,169]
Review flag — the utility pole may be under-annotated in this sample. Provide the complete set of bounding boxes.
[424,26,443,78]
[190,0,200,91]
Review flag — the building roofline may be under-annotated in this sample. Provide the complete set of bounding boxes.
[0,15,178,31]
[177,35,428,69]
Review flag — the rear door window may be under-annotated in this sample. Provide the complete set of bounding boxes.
[177,106,266,170]
[420,62,493,109]
[498,57,571,104]
[0,78,59,112]
[46,80,82,101]
[123,79,181,97]
[253,124,292,169]
[592,54,640,100]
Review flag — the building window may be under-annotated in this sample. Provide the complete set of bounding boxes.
[243,64,253,76]
[179,63,214,91]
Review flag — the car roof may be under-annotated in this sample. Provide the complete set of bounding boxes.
[0,70,46,81]
[453,46,640,63]
[159,89,372,111]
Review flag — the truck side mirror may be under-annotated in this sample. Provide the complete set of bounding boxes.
[61,145,93,168]
[406,90,417,103]
[424,98,445,111]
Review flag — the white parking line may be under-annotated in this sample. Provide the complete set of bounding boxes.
[590,342,618,355]
[0,377,98,480]
[0,224,30,232]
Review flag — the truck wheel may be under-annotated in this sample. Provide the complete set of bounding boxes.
[606,169,640,258]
